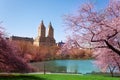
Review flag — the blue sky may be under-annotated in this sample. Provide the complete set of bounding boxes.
[0,0,109,42]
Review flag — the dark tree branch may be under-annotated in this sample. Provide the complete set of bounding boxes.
[93,46,108,49]
[118,42,120,48]
[91,33,105,42]
[107,29,118,40]
[105,40,120,56]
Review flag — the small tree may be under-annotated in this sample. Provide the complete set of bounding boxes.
[94,48,120,76]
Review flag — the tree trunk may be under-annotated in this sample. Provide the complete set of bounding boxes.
[108,66,116,77]
[43,61,46,75]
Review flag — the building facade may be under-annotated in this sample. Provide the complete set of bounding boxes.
[9,21,56,46]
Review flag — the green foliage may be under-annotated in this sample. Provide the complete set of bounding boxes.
[0,74,119,80]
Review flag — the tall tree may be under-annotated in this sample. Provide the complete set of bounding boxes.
[64,0,120,56]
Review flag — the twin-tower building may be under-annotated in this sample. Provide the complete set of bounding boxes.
[9,21,56,46]
[34,20,56,46]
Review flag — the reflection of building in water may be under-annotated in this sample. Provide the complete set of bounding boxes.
[9,20,56,46]
[67,64,78,73]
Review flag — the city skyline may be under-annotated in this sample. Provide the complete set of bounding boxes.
[0,0,109,42]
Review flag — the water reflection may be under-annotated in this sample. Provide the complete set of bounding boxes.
[30,60,99,74]
[67,63,78,73]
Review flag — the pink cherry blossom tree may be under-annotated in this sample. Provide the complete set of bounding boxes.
[63,0,120,76]
[64,0,120,56]
[0,27,35,73]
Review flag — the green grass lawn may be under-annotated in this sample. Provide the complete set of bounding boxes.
[0,73,119,80]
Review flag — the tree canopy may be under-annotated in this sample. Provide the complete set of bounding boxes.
[64,0,120,56]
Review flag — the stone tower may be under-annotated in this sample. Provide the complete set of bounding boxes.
[34,21,46,46]
[34,21,56,46]
[47,22,54,38]
[38,20,45,37]
[46,22,56,46]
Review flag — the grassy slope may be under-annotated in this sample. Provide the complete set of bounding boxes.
[0,74,119,80]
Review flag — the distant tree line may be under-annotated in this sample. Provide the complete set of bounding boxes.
[13,40,93,62]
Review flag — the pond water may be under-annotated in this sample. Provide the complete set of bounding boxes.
[31,60,100,74]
